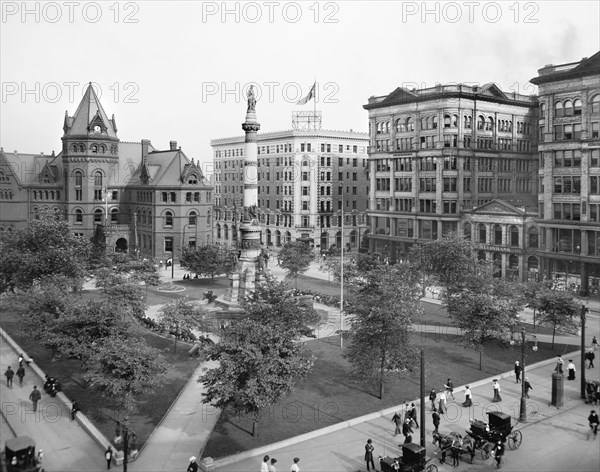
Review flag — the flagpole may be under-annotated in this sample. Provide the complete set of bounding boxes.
[313,78,317,130]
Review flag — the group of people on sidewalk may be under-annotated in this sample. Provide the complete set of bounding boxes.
[252,454,300,472]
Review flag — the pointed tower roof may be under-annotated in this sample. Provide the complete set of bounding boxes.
[65,83,118,138]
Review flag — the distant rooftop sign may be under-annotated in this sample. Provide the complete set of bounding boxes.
[292,111,322,131]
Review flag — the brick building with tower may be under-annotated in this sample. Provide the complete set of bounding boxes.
[0,83,213,262]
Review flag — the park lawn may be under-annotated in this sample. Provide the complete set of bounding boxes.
[0,300,201,453]
[201,333,564,459]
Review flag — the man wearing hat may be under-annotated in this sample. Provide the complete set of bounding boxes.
[290,457,301,472]
[268,457,277,472]
[187,456,198,472]
[364,439,375,471]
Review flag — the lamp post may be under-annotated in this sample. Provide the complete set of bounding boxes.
[519,328,527,422]
[115,420,137,472]
[581,303,588,400]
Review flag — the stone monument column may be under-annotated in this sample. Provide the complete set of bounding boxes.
[223,86,263,304]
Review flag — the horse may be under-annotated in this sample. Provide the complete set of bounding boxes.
[433,431,476,464]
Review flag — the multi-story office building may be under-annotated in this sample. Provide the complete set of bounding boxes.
[211,129,370,251]
[531,52,600,295]
[0,84,213,261]
[363,83,539,279]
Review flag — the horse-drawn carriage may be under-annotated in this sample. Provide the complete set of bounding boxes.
[379,443,438,472]
[466,411,522,459]
[3,436,44,472]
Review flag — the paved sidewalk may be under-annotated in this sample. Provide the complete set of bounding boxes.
[0,336,107,471]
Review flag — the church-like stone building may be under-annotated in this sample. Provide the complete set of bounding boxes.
[0,83,213,262]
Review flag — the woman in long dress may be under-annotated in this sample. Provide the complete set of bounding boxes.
[492,379,502,402]
[462,385,473,407]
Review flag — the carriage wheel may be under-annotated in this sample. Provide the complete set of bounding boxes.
[479,442,492,460]
[426,464,438,472]
[508,430,522,450]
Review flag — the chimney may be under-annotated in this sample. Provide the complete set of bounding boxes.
[170,140,177,151]
[141,139,151,161]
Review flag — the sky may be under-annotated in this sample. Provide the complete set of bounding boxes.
[1,0,599,174]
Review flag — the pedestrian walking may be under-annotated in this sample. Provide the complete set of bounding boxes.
[29,386,41,412]
[71,400,80,421]
[589,410,599,439]
[5,366,14,388]
[187,456,199,472]
[268,458,277,472]
[524,378,533,398]
[493,440,505,468]
[408,402,419,428]
[261,455,270,472]
[364,439,375,471]
[555,355,564,374]
[105,446,113,470]
[391,411,402,436]
[444,378,455,400]
[592,336,598,351]
[429,389,437,410]
[514,361,522,383]
[462,385,473,407]
[438,390,447,414]
[586,349,596,368]
[568,359,576,380]
[402,418,414,444]
[492,379,502,402]
[290,457,301,472]
[16,365,25,386]
[432,410,441,434]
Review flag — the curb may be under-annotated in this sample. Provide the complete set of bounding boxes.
[0,327,118,467]
[206,351,581,470]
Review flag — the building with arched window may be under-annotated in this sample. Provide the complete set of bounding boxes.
[0,83,213,261]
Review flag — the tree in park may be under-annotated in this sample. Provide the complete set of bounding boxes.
[157,296,209,352]
[0,209,92,292]
[277,241,315,288]
[319,253,379,286]
[445,277,523,369]
[536,290,580,348]
[95,269,147,319]
[41,300,132,366]
[85,335,169,413]
[180,245,238,282]
[344,262,423,399]
[201,319,314,437]
[411,231,482,295]
[244,277,320,338]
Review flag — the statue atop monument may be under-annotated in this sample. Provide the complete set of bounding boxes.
[247,85,256,112]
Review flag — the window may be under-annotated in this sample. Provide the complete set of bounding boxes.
[590,176,600,195]
[194,192,200,202]
[478,224,487,243]
[75,209,83,224]
[510,226,519,247]
[442,200,457,213]
[94,209,103,223]
[165,211,173,226]
[477,115,485,130]
[110,208,118,224]
[494,224,503,245]
[189,211,197,225]
[463,223,471,240]
[554,176,581,194]
[592,122,599,139]
[555,101,564,117]
[162,192,168,203]
[443,178,457,192]
[528,228,538,248]
[592,150,600,167]
[419,199,436,213]
[94,171,103,187]
[186,192,192,202]
[591,95,600,113]
[564,100,573,116]
[170,192,176,203]
[574,99,582,115]
[165,238,173,252]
